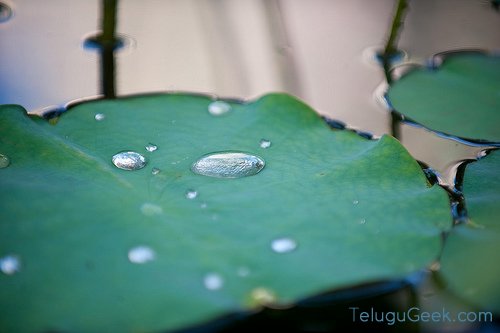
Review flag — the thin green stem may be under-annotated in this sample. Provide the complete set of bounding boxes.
[382,0,409,85]
[100,0,118,98]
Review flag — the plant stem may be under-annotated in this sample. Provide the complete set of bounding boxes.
[100,0,118,98]
[382,0,409,85]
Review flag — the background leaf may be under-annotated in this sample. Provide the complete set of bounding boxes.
[441,150,500,312]
[387,53,500,142]
[0,93,450,332]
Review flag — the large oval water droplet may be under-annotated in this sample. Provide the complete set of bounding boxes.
[271,238,297,254]
[0,154,10,169]
[208,101,232,116]
[192,151,265,178]
[203,273,224,290]
[0,255,20,275]
[112,151,146,170]
[128,246,155,264]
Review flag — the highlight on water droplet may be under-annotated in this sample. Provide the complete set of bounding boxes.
[208,101,232,116]
[112,151,147,171]
[128,246,155,264]
[237,266,250,277]
[145,143,158,152]
[191,151,265,178]
[203,272,224,291]
[140,202,163,216]
[259,139,272,149]
[185,189,198,200]
[249,287,277,306]
[0,153,10,169]
[0,255,21,275]
[94,113,105,121]
[151,167,161,175]
[271,238,297,254]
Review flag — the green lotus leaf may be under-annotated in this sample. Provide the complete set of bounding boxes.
[441,150,500,312]
[387,53,500,142]
[0,93,450,332]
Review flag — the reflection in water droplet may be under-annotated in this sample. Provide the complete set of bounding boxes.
[208,101,232,116]
[259,139,272,149]
[0,154,10,168]
[250,287,277,305]
[151,167,161,175]
[271,238,297,254]
[0,2,13,23]
[360,219,366,225]
[185,189,198,199]
[353,200,359,205]
[112,151,147,170]
[145,143,158,152]
[237,266,250,277]
[128,246,155,264]
[140,202,163,216]
[204,273,223,290]
[0,255,20,275]
[192,152,265,178]
[94,113,105,121]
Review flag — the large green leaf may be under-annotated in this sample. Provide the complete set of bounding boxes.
[0,93,450,332]
[441,150,500,312]
[387,53,500,142]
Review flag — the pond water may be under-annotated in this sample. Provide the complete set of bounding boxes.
[1,1,499,332]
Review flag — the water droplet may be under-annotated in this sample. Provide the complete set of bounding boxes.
[112,151,147,171]
[151,167,161,175]
[0,255,20,275]
[360,219,366,225]
[353,200,359,205]
[208,101,232,116]
[145,143,158,152]
[140,202,163,216]
[128,246,155,264]
[192,151,265,178]
[185,189,198,199]
[250,287,276,305]
[259,139,272,149]
[94,113,105,121]
[203,273,224,290]
[0,2,13,23]
[237,266,250,277]
[0,154,10,168]
[271,238,297,254]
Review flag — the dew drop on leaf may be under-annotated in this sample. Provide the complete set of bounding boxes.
[0,154,10,169]
[208,101,232,116]
[191,151,265,178]
[112,151,147,170]
[0,255,20,275]
[203,273,223,290]
[128,246,155,264]
[271,238,297,254]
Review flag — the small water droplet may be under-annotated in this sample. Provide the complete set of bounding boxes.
[128,246,155,264]
[200,203,208,209]
[208,101,232,116]
[0,154,10,168]
[259,139,272,149]
[271,238,297,254]
[112,151,147,170]
[237,266,250,277]
[0,255,20,275]
[94,113,105,121]
[250,287,276,305]
[0,2,13,23]
[360,219,366,225]
[185,189,198,199]
[140,202,163,216]
[151,167,161,175]
[192,151,265,178]
[145,143,158,152]
[353,200,359,205]
[204,273,224,290]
